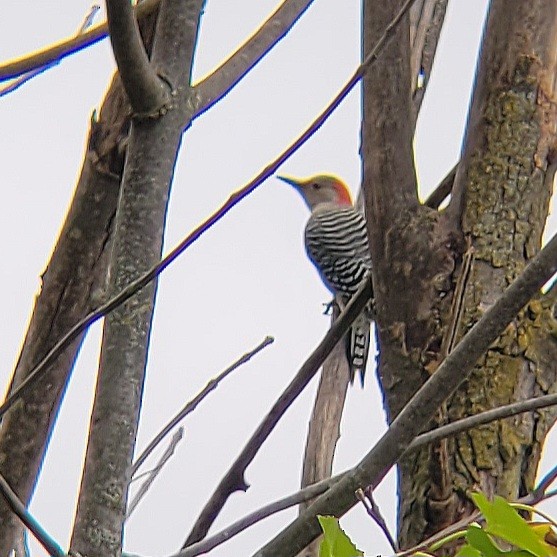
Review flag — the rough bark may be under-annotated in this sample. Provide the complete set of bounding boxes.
[397,0,557,549]
[0,76,126,557]
[69,1,203,555]
[361,0,462,546]
[0,12,160,554]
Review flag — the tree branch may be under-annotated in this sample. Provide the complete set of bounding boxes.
[126,428,184,518]
[251,233,557,557]
[181,388,557,557]
[182,279,372,547]
[0,472,64,557]
[131,336,274,476]
[0,0,160,82]
[0,0,314,123]
[105,0,168,114]
[70,0,204,554]
[0,9,407,425]
[194,0,314,117]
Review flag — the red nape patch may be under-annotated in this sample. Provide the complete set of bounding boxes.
[333,180,353,206]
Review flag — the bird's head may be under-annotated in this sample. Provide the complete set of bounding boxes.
[277,174,353,210]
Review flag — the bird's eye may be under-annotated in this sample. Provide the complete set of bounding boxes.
[312,183,321,190]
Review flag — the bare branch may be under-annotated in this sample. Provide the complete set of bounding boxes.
[410,392,557,453]
[126,428,184,518]
[0,0,313,122]
[78,4,101,33]
[0,0,160,82]
[0,5,101,98]
[181,388,557,557]
[530,463,557,503]
[356,488,398,552]
[178,476,340,557]
[297,305,350,557]
[131,336,274,476]
[423,162,457,209]
[251,233,557,556]
[194,0,314,117]
[182,279,372,547]
[105,0,168,114]
[0,472,65,557]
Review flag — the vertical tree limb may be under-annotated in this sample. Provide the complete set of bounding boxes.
[398,0,557,548]
[69,1,204,555]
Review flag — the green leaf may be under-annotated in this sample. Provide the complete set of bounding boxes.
[465,524,504,557]
[456,544,483,557]
[318,515,363,557]
[470,493,553,557]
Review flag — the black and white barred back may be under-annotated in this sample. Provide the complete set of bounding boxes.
[305,206,373,384]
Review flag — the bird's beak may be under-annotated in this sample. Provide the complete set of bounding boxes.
[276,175,304,189]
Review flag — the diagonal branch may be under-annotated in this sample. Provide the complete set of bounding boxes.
[131,336,274,476]
[179,388,557,557]
[0,0,160,82]
[252,233,557,557]
[182,279,373,547]
[0,472,64,557]
[105,0,168,114]
[0,0,313,122]
[194,0,314,117]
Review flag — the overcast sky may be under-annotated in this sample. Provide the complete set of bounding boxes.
[2,1,556,556]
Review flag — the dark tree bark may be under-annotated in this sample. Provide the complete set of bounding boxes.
[360,0,557,550]
[0,71,127,557]
[402,0,557,548]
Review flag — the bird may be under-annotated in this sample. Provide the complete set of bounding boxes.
[277,173,373,385]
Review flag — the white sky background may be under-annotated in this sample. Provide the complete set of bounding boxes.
[1,1,556,556]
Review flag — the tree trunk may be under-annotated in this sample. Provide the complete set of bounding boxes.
[380,0,557,547]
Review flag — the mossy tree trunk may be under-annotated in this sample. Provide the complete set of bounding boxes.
[363,0,557,550]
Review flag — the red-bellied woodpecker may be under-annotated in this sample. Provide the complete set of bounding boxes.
[278,174,373,385]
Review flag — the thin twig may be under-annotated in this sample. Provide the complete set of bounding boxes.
[409,392,557,454]
[356,487,398,552]
[0,4,100,98]
[528,462,557,503]
[78,5,101,34]
[131,336,274,476]
[126,428,184,518]
[0,472,65,557]
[0,0,160,82]
[105,0,168,114]
[182,279,373,547]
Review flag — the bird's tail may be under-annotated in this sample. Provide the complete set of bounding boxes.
[347,312,371,387]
